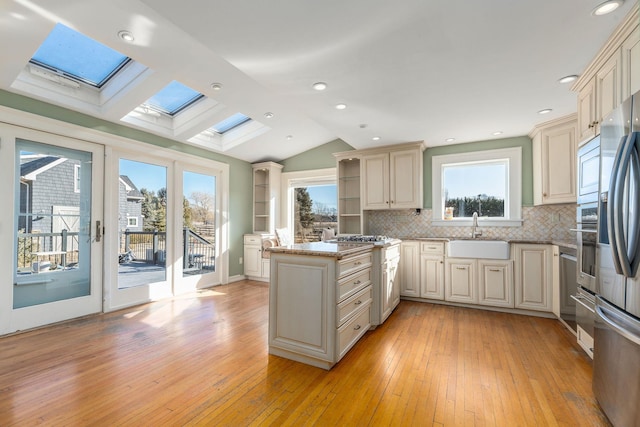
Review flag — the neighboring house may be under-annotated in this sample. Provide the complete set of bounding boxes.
[19,156,144,240]
[118,175,144,232]
[19,155,81,240]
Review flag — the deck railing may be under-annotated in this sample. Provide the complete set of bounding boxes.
[17,230,79,271]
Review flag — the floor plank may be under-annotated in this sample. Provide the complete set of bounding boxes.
[0,281,611,426]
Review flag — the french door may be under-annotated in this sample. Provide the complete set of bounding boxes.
[0,126,103,334]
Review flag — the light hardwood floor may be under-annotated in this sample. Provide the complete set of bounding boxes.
[0,280,611,426]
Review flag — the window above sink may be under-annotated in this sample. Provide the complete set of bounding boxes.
[432,147,523,227]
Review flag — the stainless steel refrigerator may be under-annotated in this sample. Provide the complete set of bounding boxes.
[594,90,640,427]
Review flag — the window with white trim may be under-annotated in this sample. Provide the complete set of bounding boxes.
[432,147,522,226]
[127,217,139,227]
[74,164,81,193]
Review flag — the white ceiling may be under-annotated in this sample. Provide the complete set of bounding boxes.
[0,0,637,163]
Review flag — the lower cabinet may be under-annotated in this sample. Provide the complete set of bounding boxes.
[399,241,420,297]
[420,254,444,300]
[378,243,401,325]
[244,234,271,281]
[445,258,514,307]
[513,243,553,312]
[478,260,514,308]
[445,258,477,304]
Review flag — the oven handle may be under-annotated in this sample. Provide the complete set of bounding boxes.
[569,228,597,233]
[571,294,595,314]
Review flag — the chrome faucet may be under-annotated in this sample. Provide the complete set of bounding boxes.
[471,212,482,238]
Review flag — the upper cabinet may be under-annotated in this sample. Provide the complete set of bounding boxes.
[574,5,639,144]
[335,156,363,235]
[530,115,577,205]
[361,142,424,210]
[252,161,282,234]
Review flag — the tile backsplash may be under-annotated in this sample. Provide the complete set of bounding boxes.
[367,204,576,242]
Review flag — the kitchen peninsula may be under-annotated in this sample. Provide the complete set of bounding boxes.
[267,242,374,369]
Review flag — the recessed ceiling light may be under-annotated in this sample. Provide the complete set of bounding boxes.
[210,83,223,91]
[335,103,347,110]
[372,136,381,141]
[264,112,274,119]
[445,138,456,142]
[492,131,503,136]
[592,0,624,16]
[538,109,553,115]
[312,82,328,91]
[558,75,578,84]
[117,30,134,42]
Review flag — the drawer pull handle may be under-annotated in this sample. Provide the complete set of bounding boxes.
[456,266,467,270]
[354,261,362,266]
[354,324,361,331]
[428,246,437,249]
[354,300,362,305]
[489,268,501,272]
[354,280,361,285]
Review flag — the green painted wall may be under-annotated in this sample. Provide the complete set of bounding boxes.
[0,89,253,278]
[281,139,353,172]
[423,136,533,208]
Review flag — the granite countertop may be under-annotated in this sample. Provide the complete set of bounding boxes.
[266,242,374,259]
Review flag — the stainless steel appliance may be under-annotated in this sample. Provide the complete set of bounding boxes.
[558,246,577,332]
[572,287,595,358]
[575,202,598,292]
[594,90,640,426]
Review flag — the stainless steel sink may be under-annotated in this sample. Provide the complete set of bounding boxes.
[447,240,510,260]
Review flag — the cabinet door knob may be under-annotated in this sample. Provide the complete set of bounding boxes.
[354,324,362,331]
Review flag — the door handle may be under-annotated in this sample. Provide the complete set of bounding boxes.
[96,220,102,243]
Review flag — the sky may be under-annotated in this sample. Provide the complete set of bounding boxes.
[119,159,215,203]
[444,163,506,199]
[306,185,337,211]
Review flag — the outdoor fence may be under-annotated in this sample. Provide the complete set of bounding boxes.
[17,230,79,272]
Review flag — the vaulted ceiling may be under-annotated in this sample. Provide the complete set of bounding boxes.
[0,0,636,162]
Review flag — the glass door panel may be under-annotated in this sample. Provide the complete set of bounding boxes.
[117,159,167,289]
[182,171,217,278]
[14,140,94,308]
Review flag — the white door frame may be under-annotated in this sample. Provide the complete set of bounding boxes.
[0,123,104,334]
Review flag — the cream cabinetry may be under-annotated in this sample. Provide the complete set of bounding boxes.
[478,260,514,308]
[399,241,420,297]
[336,156,362,235]
[379,244,400,323]
[269,248,373,370]
[621,26,640,100]
[361,143,424,210]
[252,162,282,234]
[244,234,270,281]
[445,258,477,304]
[574,6,639,144]
[530,115,577,205]
[420,242,445,300]
[513,244,553,312]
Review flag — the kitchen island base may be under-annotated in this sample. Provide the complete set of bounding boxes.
[267,243,374,370]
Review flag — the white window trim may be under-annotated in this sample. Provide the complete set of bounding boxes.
[279,168,337,235]
[432,147,522,227]
[127,216,138,227]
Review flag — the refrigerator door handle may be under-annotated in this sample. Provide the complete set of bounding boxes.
[628,132,640,277]
[609,134,630,275]
[596,303,640,346]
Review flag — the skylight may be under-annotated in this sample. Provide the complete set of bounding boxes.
[211,113,251,134]
[30,23,130,88]
[143,81,205,116]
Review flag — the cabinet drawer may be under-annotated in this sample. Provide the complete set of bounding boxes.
[337,303,371,359]
[384,244,400,262]
[338,253,372,277]
[338,268,371,302]
[337,285,372,326]
[421,242,444,254]
[244,234,263,245]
